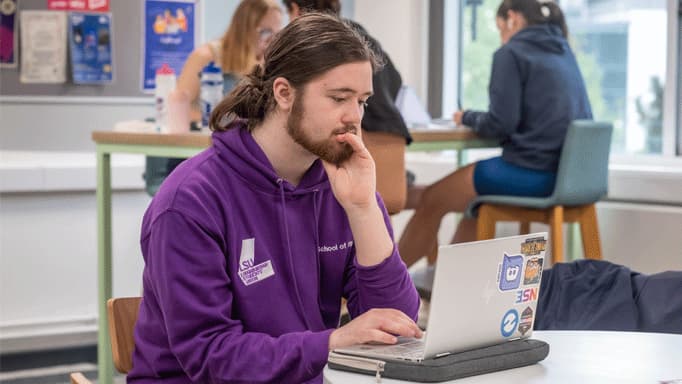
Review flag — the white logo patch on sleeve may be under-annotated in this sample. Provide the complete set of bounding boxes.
[238,238,275,286]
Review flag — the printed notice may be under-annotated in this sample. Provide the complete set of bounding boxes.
[141,0,195,92]
[69,12,113,84]
[19,10,67,83]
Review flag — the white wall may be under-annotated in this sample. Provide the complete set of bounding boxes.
[352,0,429,103]
[0,190,149,352]
[202,0,240,42]
[0,100,152,151]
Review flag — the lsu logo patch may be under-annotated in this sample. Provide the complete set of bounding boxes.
[238,238,275,286]
[499,253,523,291]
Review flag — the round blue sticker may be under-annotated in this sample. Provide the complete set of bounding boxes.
[500,309,519,337]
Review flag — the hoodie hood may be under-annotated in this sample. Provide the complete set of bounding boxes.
[510,24,566,54]
[211,121,330,195]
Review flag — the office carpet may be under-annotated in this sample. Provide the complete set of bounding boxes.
[0,346,124,384]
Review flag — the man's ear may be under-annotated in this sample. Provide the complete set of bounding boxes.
[290,2,301,19]
[272,77,295,111]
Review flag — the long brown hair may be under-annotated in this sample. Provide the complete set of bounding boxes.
[221,0,281,75]
[497,0,568,38]
[210,12,382,131]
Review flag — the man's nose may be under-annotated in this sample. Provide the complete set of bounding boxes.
[341,102,363,125]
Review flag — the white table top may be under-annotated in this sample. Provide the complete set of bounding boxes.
[323,330,682,384]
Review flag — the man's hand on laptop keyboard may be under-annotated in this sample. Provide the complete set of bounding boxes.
[328,308,423,351]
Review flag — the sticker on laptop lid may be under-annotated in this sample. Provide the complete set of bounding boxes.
[498,253,523,291]
[500,308,519,338]
[523,257,544,286]
[515,287,539,304]
[518,306,534,336]
[520,237,547,256]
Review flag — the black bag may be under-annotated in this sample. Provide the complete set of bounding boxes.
[328,339,549,383]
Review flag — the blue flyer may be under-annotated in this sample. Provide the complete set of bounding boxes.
[142,0,195,92]
[69,12,113,84]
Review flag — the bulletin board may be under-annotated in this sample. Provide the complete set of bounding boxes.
[0,0,199,99]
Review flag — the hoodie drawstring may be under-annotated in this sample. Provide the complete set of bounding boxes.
[278,179,313,330]
[312,190,323,314]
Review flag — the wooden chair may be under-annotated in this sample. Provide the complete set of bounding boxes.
[465,121,613,264]
[363,130,407,215]
[70,297,142,384]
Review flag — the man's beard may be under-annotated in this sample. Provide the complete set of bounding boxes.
[286,93,356,165]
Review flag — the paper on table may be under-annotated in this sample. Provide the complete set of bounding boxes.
[395,85,431,127]
[113,120,156,133]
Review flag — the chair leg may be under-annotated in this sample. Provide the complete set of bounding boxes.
[70,372,93,384]
[578,204,603,259]
[476,205,496,240]
[519,221,531,235]
[549,206,564,264]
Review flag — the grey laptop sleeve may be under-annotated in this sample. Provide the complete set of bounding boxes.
[328,338,549,382]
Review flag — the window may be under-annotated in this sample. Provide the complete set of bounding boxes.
[441,0,680,157]
[565,0,667,154]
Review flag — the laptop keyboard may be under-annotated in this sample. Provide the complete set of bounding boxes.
[374,338,425,360]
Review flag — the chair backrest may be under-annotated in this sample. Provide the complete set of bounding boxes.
[363,130,407,214]
[107,296,142,374]
[551,120,613,206]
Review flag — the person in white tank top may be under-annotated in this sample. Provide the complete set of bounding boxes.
[174,0,283,122]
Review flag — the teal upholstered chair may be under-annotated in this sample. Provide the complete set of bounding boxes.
[465,120,613,264]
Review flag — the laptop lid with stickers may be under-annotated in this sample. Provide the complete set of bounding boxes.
[421,232,547,359]
[332,233,547,362]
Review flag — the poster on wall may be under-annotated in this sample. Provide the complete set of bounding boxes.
[47,0,110,12]
[68,12,113,84]
[141,0,195,92]
[19,10,67,83]
[0,0,18,67]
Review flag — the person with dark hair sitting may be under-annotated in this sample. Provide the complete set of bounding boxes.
[399,0,593,267]
[128,13,421,384]
[284,0,414,215]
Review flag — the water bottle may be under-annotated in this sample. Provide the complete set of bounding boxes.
[154,63,176,133]
[200,62,224,129]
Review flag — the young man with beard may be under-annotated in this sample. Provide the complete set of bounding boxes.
[128,13,421,384]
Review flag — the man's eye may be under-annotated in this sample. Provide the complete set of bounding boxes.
[359,100,369,108]
[331,97,345,103]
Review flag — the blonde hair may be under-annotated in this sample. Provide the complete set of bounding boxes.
[221,0,281,75]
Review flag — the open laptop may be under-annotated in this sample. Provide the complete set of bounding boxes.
[333,233,548,362]
[394,85,457,130]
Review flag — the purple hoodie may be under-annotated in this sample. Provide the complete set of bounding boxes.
[128,123,420,383]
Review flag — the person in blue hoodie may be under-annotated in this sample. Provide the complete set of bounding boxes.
[128,13,422,384]
[399,0,593,267]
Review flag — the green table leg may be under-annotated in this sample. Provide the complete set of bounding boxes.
[457,149,466,169]
[97,150,114,384]
[566,223,581,261]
